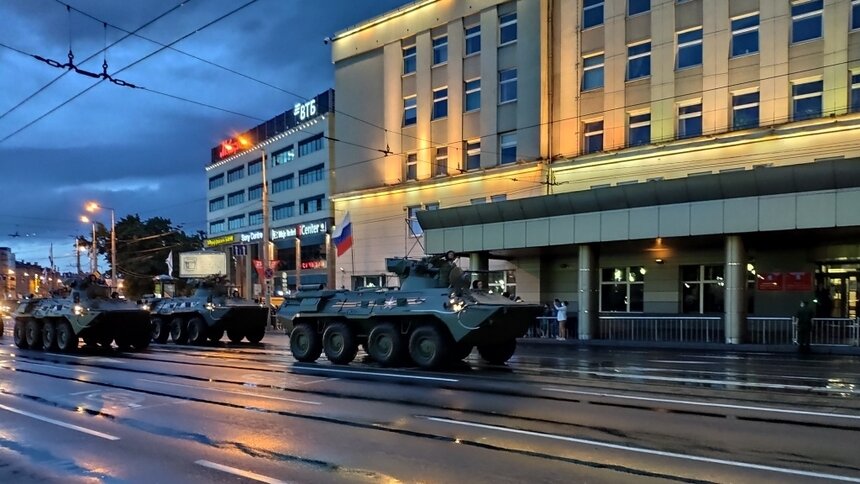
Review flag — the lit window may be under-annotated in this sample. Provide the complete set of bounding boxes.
[628,0,649,16]
[297,133,324,157]
[465,140,481,170]
[792,79,823,121]
[227,190,244,207]
[208,197,224,212]
[499,68,517,103]
[272,203,295,221]
[403,45,416,74]
[432,36,448,65]
[247,159,262,176]
[432,87,448,119]
[732,91,760,130]
[851,73,860,113]
[403,96,417,126]
[464,79,481,112]
[582,53,604,91]
[678,103,702,138]
[248,210,263,226]
[853,0,860,30]
[209,220,225,234]
[271,146,294,165]
[406,153,418,181]
[627,41,651,80]
[499,12,517,45]
[248,184,262,201]
[435,147,448,176]
[470,197,487,205]
[499,132,516,164]
[677,28,703,69]
[465,24,481,55]
[681,265,725,314]
[583,120,603,154]
[583,0,604,29]
[208,174,224,189]
[228,215,246,231]
[299,164,325,185]
[271,174,294,193]
[408,206,423,236]
[227,166,244,183]
[791,0,823,44]
[628,112,651,146]
[731,13,759,57]
[600,267,645,312]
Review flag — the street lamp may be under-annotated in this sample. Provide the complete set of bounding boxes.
[86,202,116,291]
[238,136,272,310]
[80,215,97,274]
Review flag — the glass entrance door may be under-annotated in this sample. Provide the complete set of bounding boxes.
[819,268,858,319]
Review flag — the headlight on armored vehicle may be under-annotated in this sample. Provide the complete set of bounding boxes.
[446,297,466,312]
[141,304,150,311]
[205,302,215,311]
[73,304,86,315]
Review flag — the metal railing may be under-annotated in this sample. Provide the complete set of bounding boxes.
[746,317,794,345]
[811,318,860,346]
[598,316,723,343]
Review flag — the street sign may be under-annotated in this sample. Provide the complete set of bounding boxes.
[264,268,274,279]
[232,245,247,256]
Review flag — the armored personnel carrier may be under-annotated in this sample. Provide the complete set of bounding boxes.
[277,254,544,369]
[147,275,269,345]
[12,274,151,353]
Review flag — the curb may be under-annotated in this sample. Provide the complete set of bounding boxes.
[516,337,860,356]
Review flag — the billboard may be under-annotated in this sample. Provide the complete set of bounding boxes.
[179,251,227,278]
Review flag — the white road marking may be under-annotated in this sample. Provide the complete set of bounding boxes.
[579,370,859,393]
[296,378,339,386]
[195,460,291,484]
[61,355,124,364]
[295,367,458,382]
[426,416,860,482]
[542,387,860,421]
[138,379,321,406]
[17,361,95,374]
[0,403,120,440]
[649,360,714,365]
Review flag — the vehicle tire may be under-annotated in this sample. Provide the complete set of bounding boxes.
[226,327,244,343]
[408,325,449,369]
[245,324,265,344]
[151,317,169,344]
[132,326,151,351]
[208,327,225,343]
[25,319,43,349]
[367,323,404,366]
[451,342,474,362]
[14,319,29,349]
[115,332,132,351]
[477,339,517,365]
[56,321,78,353]
[42,321,58,351]
[290,323,322,362]
[97,333,114,349]
[322,322,358,364]
[169,317,188,344]
[187,317,207,345]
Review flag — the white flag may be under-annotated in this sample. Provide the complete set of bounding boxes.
[166,250,173,276]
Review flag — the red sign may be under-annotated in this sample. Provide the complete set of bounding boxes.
[218,139,240,159]
[757,272,784,291]
[301,260,326,270]
[253,259,280,281]
[784,272,813,291]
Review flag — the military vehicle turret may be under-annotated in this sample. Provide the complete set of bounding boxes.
[276,253,544,369]
[147,275,269,345]
[12,274,151,353]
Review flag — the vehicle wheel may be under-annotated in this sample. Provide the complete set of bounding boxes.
[56,321,78,353]
[14,319,29,349]
[132,327,151,351]
[322,322,358,364]
[477,339,517,365]
[42,321,58,351]
[226,327,244,343]
[115,332,133,351]
[408,325,450,369]
[151,317,169,344]
[367,323,404,366]
[245,324,265,344]
[207,327,225,343]
[97,333,114,349]
[187,317,207,345]
[169,317,188,344]
[25,319,43,349]
[290,323,322,362]
[451,342,474,362]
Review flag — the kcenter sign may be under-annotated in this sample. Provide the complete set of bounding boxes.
[240,220,328,243]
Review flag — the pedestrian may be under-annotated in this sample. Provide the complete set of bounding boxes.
[554,299,568,341]
[796,300,814,353]
[471,280,484,291]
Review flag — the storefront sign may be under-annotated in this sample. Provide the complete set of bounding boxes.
[757,272,784,291]
[240,220,328,243]
[205,234,237,247]
[784,272,813,291]
[294,99,317,122]
[301,260,326,270]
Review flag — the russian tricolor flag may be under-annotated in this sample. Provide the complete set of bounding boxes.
[332,212,353,257]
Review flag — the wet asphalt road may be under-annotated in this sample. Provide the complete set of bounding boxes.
[1,322,860,483]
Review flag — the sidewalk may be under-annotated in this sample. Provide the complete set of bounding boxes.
[516,337,860,356]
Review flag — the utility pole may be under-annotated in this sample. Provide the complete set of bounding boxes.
[110,209,116,291]
[75,237,82,274]
[261,148,271,310]
[91,223,97,274]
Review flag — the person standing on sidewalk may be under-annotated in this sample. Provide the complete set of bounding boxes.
[554,299,568,341]
[796,300,814,353]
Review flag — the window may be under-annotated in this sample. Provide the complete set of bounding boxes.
[299,164,325,185]
[499,12,517,45]
[403,45,416,74]
[627,41,651,80]
[208,197,225,212]
[407,206,423,236]
[248,184,262,201]
[208,173,224,189]
[678,102,703,138]
[228,215,246,231]
[470,197,487,205]
[628,112,651,146]
[272,203,295,221]
[490,194,507,203]
[227,190,244,207]
[499,132,516,164]
[583,120,603,154]
[464,79,481,111]
[209,219,225,234]
[227,166,244,183]
[432,36,448,65]
[298,133,325,157]
[406,153,418,181]
[628,0,649,16]
[465,140,481,170]
[681,265,725,314]
[852,73,860,113]
[271,174,294,193]
[247,159,262,176]
[792,0,823,43]
[465,24,481,55]
[271,146,294,166]
[432,87,448,119]
[582,53,604,91]
[677,28,702,69]
[732,91,760,130]
[248,210,263,226]
[793,79,823,120]
[600,267,645,312]
[499,68,517,103]
[583,0,603,28]
[403,96,417,126]
[435,147,448,176]
[854,0,860,30]
[731,13,759,57]
[299,195,324,215]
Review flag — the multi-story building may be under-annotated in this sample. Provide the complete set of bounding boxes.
[204,90,336,297]
[331,0,860,342]
[0,247,16,300]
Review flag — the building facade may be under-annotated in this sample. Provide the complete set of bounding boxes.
[204,90,336,297]
[0,247,16,300]
[331,0,860,340]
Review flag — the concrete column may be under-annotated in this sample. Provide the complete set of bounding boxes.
[725,235,747,344]
[469,252,489,287]
[578,244,599,340]
[243,252,252,300]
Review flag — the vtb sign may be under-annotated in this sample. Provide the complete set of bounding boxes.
[294,99,317,122]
